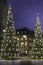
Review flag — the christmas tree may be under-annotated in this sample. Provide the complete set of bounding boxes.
[30,13,43,60]
[0,4,20,60]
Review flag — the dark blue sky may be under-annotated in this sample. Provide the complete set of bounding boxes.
[7,0,43,31]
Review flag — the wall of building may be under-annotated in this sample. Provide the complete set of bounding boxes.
[16,28,34,56]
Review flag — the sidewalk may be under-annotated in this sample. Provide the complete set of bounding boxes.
[19,56,30,61]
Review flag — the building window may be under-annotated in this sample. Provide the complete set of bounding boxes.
[25,42,27,46]
[21,38,23,41]
[25,37,27,40]
[21,42,24,47]
[23,35,27,40]
[17,38,19,41]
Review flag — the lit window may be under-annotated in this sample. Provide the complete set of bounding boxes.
[23,35,26,38]
[25,42,27,46]
[23,35,27,40]
[21,42,24,46]
[25,37,27,40]
[17,38,19,41]
[21,38,23,41]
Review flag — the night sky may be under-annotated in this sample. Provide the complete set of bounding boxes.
[7,0,43,31]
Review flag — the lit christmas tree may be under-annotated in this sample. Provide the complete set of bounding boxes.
[30,13,43,60]
[0,4,20,60]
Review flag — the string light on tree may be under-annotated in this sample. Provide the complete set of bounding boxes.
[1,4,20,60]
[30,13,43,60]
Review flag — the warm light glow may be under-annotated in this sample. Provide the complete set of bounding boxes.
[21,42,24,46]
[21,38,23,40]
[23,35,27,40]
[3,30,5,32]
[25,42,27,46]
[23,35,26,38]
[17,38,19,41]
